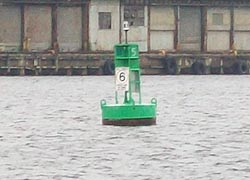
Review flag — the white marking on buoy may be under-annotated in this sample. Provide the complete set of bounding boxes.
[115,67,129,92]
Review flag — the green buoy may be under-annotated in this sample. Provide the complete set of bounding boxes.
[100,22,157,126]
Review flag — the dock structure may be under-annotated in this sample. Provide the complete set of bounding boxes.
[0,53,249,75]
[1,0,250,75]
[0,54,106,76]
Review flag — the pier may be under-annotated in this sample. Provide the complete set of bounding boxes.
[0,53,249,76]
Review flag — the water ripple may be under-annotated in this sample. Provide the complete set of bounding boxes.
[1,76,250,179]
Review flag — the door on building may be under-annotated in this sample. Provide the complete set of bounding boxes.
[89,0,120,51]
[179,7,201,51]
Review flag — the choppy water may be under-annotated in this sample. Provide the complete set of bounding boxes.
[0,76,250,180]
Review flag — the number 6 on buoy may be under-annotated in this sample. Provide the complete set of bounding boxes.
[115,67,129,91]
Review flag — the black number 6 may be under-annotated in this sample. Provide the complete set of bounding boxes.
[119,72,126,81]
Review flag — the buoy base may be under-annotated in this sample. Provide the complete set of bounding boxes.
[100,98,157,126]
[102,118,156,126]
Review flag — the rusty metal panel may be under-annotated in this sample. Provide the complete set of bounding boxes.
[24,6,52,51]
[150,6,174,30]
[89,0,120,51]
[207,8,230,31]
[179,7,201,51]
[57,6,82,52]
[0,6,21,52]
[207,32,229,51]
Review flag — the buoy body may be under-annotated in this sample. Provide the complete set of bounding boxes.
[101,99,157,126]
[100,43,157,126]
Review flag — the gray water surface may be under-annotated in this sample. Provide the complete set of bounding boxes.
[0,76,250,180]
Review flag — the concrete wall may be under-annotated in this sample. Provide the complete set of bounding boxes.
[24,6,52,51]
[234,8,250,50]
[57,6,82,52]
[207,8,230,51]
[89,0,120,51]
[150,6,174,50]
[0,6,21,52]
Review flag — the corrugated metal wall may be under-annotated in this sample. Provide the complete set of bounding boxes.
[150,6,174,50]
[0,6,21,52]
[179,7,201,51]
[24,6,52,51]
[57,6,82,52]
[234,7,250,51]
[207,8,230,51]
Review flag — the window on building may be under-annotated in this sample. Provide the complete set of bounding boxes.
[99,12,111,29]
[212,13,223,25]
[124,6,144,26]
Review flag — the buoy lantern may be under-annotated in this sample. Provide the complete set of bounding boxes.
[100,43,157,126]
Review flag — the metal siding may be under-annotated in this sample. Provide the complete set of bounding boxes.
[207,32,229,51]
[89,0,120,51]
[207,8,230,51]
[121,6,148,52]
[150,6,174,30]
[150,31,174,50]
[24,6,52,51]
[179,7,201,51]
[235,32,250,50]
[234,8,250,31]
[234,8,250,50]
[0,6,21,52]
[127,27,147,51]
[57,7,82,52]
[150,6,174,50]
[207,8,230,31]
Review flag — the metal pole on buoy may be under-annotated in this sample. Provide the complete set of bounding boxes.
[100,21,157,126]
[124,21,129,44]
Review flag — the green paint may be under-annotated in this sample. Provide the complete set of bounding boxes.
[101,98,157,120]
[101,43,157,125]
